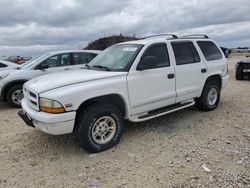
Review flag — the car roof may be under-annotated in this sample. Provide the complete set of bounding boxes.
[121,37,212,46]
[47,50,101,56]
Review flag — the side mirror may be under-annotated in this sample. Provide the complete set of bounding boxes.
[38,64,49,70]
[137,56,158,70]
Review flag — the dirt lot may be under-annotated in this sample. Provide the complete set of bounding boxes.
[0,54,249,188]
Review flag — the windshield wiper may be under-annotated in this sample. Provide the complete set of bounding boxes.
[92,65,111,71]
[82,64,92,69]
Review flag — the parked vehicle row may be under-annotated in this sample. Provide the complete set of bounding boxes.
[17,34,229,153]
[0,50,100,107]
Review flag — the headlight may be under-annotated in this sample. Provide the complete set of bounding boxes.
[0,74,9,80]
[39,98,65,113]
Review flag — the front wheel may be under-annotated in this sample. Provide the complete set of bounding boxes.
[6,85,24,108]
[75,104,124,153]
[196,80,221,111]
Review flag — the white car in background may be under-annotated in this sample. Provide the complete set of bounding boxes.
[0,60,18,70]
[0,50,100,107]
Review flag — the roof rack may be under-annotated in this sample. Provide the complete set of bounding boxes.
[179,34,209,39]
[142,34,178,40]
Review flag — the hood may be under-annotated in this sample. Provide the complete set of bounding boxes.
[240,57,250,63]
[0,67,18,71]
[0,68,18,76]
[25,69,127,93]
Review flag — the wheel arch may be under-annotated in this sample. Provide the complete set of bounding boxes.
[1,80,27,101]
[199,74,222,97]
[75,93,128,119]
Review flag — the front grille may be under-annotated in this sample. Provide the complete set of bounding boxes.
[29,92,37,98]
[30,100,37,106]
[23,87,39,111]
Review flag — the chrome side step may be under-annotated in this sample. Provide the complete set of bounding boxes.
[131,101,195,122]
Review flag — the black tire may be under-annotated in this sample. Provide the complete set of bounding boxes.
[236,64,243,80]
[196,80,221,111]
[6,85,23,108]
[75,104,124,153]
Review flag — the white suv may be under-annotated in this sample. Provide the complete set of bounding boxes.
[18,34,229,153]
[0,50,100,107]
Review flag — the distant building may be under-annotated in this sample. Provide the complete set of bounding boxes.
[236,47,250,53]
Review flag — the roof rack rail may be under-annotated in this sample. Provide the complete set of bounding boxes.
[179,34,209,39]
[142,34,178,39]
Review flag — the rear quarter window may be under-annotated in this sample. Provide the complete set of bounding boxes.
[197,41,223,61]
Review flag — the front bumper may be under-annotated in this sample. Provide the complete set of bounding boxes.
[18,110,35,128]
[222,75,229,88]
[19,99,76,135]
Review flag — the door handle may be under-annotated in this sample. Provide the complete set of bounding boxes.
[168,73,175,79]
[201,68,207,73]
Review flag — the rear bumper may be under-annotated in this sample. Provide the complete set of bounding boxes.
[222,75,229,88]
[19,99,76,135]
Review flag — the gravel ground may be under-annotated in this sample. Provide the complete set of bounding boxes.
[0,54,249,188]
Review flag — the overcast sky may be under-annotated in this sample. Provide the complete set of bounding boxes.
[0,0,250,56]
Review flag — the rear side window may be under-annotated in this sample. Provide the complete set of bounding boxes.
[197,41,222,61]
[171,42,200,65]
[0,63,7,68]
[142,43,170,68]
[73,53,98,65]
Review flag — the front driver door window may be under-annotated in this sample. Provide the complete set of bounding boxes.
[39,53,72,68]
[36,53,73,74]
[44,55,59,68]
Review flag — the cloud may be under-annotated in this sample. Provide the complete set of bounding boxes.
[0,0,250,56]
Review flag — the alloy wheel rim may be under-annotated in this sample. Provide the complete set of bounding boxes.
[12,89,23,105]
[91,116,117,145]
[207,87,218,106]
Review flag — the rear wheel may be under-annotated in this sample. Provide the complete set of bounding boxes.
[236,64,243,80]
[6,85,24,108]
[75,104,124,153]
[196,80,221,111]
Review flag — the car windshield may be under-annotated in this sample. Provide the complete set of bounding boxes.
[20,54,49,69]
[87,44,143,71]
